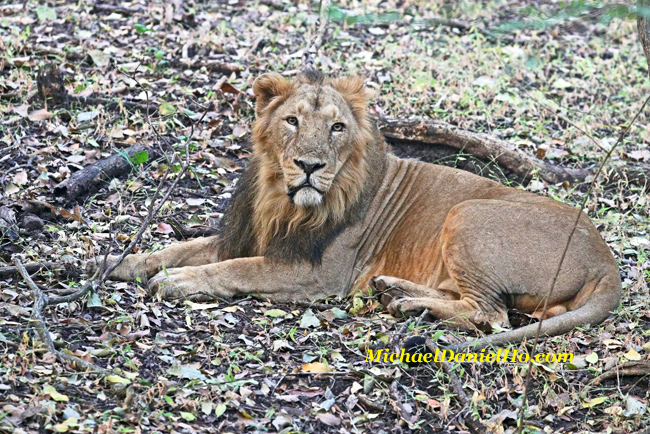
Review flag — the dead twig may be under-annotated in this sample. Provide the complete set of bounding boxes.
[14,62,210,380]
[0,156,36,187]
[303,0,331,69]
[515,93,650,434]
[98,83,209,283]
[167,217,220,240]
[424,338,486,434]
[513,5,650,423]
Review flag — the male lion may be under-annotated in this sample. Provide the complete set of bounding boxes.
[93,69,621,349]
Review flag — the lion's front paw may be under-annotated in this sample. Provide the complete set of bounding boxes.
[387,297,428,319]
[84,255,121,278]
[370,275,401,292]
[148,268,215,301]
[371,275,404,307]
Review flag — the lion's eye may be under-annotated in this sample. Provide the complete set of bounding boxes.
[332,123,345,132]
[286,116,298,126]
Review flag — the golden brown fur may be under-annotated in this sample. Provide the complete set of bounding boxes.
[91,70,622,350]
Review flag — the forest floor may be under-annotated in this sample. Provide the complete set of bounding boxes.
[1,1,649,433]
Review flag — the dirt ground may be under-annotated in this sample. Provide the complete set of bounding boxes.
[1,1,649,433]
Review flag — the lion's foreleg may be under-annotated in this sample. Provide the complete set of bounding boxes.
[148,256,343,302]
[87,236,221,282]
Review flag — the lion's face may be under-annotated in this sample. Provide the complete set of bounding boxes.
[274,85,361,207]
[252,71,373,208]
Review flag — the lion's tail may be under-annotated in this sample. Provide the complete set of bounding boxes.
[448,273,621,351]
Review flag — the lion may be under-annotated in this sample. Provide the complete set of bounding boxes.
[91,69,621,350]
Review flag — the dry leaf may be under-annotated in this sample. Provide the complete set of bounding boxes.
[28,109,53,121]
[302,362,332,373]
[315,412,341,426]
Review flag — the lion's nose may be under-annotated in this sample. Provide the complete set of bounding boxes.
[294,159,326,175]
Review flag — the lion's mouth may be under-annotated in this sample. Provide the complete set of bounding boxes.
[287,183,325,199]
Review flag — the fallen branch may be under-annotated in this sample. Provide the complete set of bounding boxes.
[14,259,111,375]
[54,145,161,202]
[0,261,67,279]
[166,59,243,74]
[92,3,146,15]
[377,116,650,185]
[591,361,650,386]
[68,95,154,112]
[0,92,19,101]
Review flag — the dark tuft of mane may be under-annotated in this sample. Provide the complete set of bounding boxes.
[300,67,324,85]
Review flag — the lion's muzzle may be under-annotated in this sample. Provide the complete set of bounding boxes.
[286,158,329,207]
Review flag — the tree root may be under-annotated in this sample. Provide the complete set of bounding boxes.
[377,116,650,186]
[590,361,650,386]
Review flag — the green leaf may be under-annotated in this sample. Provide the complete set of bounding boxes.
[131,151,149,165]
[134,23,152,33]
[265,309,287,318]
[37,6,57,21]
[106,375,131,384]
[349,296,366,315]
[214,403,227,417]
[167,363,207,381]
[585,352,599,364]
[87,292,103,308]
[330,307,348,319]
[431,330,445,341]
[583,396,607,408]
[43,384,69,402]
[299,308,321,328]
[180,412,196,422]
[159,102,176,116]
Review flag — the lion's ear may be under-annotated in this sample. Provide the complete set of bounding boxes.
[253,72,291,117]
[331,76,375,118]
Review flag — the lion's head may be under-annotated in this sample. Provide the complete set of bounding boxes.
[247,69,384,253]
